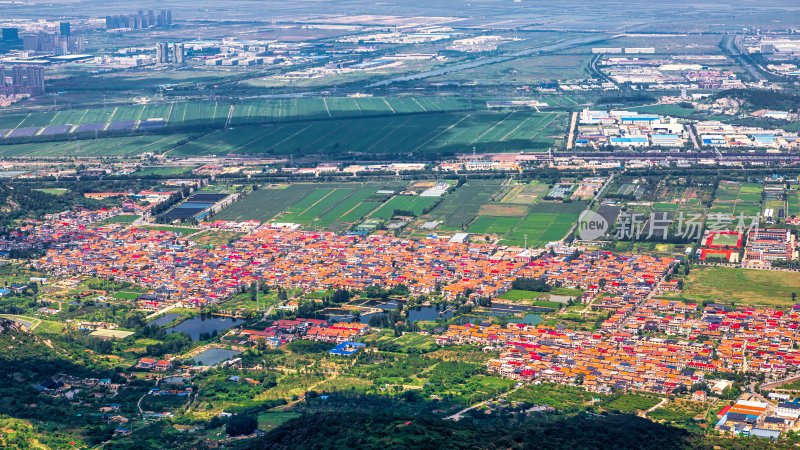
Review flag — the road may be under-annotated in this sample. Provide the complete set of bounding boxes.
[641,397,669,418]
[687,124,700,150]
[368,34,612,88]
[137,376,162,416]
[446,385,522,421]
[565,112,578,151]
[722,35,767,83]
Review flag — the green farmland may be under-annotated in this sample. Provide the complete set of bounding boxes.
[370,195,440,219]
[169,110,565,157]
[215,182,401,231]
[0,97,470,132]
[214,184,319,223]
[709,182,762,217]
[427,180,508,229]
[0,134,194,158]
[0,106,565,159]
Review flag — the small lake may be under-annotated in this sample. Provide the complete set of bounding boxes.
[148,313,182,327]
[193,348,241,366]
[408,304,454,322]
[490,304,554,315]
[166,315,241,340]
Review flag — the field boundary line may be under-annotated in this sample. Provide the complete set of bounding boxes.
[468,111,512,146]
[500,113,535,142]
[11,113,31,132]
[271,125,311,148]
[322,98,332,118]
[382,98,396,114]
[413,114,471,153]
[411,97,428,112]
[295,188,339,219]
[165,103,174,123]
[225,104,235,129]
[529,112,559,140]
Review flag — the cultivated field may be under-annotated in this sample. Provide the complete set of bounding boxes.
[0,97,471,133]
[215,182,405,231]
[169,110,565,157]
[469,200,585,247]
[0,134,193,158]
[370,195,440,219]
[214,184,319,222]
[427,180,508,229]
[710,182,762,217]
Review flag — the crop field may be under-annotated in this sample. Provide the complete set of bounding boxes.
[170,110,565,157]
[370,195,440,219]
[214,184,318,222]
[427,180,507,229]
[0,134,192,158]
[500,180,549,205]
[503,202,585,246]
[468,201,585,246]
[430,54,593,86]
[134,165,196,176]
[0,97,470,134]
[312,184,387,231]
[215,182,397,230]
[710,181,762,216]
[1,107,565,158]
[278,184,389,230]
[663,266,800,307]
[789,189,800,217]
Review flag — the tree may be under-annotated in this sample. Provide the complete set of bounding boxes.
[226,414,258,437]
[331,288,351,303]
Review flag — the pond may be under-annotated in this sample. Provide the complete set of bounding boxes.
[408,304,454,322]
[148,313,182,327]
[490,303,554,315]
[192,348,241,366]
[166,315,241,340]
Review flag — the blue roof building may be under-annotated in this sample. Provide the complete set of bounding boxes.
[329,341,366,356]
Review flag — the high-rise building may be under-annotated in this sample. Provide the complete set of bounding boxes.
[2,28,19,43]
[172,42,185,64]
[156,42,169,64]
[107,10,174,30]
[4,66,45,96]
[59,22,71,37]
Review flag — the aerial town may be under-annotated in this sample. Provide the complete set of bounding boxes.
[1,1,800,449]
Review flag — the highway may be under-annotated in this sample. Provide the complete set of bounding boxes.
[368,33,613,88]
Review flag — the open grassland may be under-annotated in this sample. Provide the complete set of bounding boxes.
[665,266,800,307]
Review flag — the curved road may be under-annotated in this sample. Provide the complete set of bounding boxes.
[368,34,613,88]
